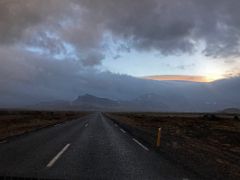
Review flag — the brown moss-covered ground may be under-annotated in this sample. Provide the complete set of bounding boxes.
[0,109,89,140]
[106,112,240,180]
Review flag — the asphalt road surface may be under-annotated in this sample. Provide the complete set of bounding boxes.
[0,113,200,179]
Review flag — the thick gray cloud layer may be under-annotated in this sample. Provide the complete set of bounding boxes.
[1,0,240,57]
[77,0,240,56]
[0,0,240,108]
[1,46,240,112]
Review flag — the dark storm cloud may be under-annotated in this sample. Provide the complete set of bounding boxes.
[81,51,105,66]
[0,45,143,106]
[1,0,240,57]
[1,47,240,111]
[77,0,195,54]
[0,0,69,44]
[0,0,104,66]
[0,0,240,108]
[76,0,240,56]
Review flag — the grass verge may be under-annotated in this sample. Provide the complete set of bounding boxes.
[106,112,240,180]
[0,109,89,140]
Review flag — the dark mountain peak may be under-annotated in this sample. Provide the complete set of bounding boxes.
[72,94,118,107]
[77,94,97,99]
[221,108,240,114]
[83,93,95,97]
[75,94,108,101]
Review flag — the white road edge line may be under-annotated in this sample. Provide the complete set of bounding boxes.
[120,128,126,133]
[0,140,7,144]
[46,144,71,168]
[85,123,88,127]
[132,138,149,151]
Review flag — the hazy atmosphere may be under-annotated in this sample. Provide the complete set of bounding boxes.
[0,1,240,180]
[1,0,240,111]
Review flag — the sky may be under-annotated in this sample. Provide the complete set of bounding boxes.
[102,49,230,81]
[0,0,240,107]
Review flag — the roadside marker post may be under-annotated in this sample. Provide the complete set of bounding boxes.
[156,128,161,147]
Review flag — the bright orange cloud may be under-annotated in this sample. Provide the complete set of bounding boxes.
[142,75,212,82]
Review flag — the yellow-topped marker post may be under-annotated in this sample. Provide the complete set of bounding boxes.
[156,128,161,147]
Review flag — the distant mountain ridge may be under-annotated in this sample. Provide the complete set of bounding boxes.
[72,94,118,106]
[31,93,168,111]
[28,77,240,112]
[71,94,120,110]
[221,108,240,114]
[30,92,240,112]
[2,75,240,112]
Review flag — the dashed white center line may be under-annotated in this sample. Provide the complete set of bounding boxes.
[132,138,149,151]
[46,144,71,168]
[120,128,126,133]
[114,123,118,127]
[85,123,88,127]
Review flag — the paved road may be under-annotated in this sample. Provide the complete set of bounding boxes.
[0,113,200,179]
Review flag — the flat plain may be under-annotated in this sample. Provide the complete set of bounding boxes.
[107,112,240,180]
[0,109,89,140]
[0,110,239,179]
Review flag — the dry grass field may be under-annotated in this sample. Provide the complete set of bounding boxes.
[0,109,89,140]
[106,112,240,180]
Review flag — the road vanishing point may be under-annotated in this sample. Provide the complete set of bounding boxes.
[0,113,200,179]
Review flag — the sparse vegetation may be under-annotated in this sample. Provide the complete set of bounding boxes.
[106,112,240,180]
[0,109,89,140]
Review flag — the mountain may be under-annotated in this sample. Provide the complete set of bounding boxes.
[221,108,240,114]
[130,93,169,111]
[28,88,240,112]
[29,93,169,111]
[24,77,240,112]
[70,94,170,111]
[72,94,120,110]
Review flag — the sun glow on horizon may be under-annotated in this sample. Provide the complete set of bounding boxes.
[142,74,224,82]
[205,73,224,82]
[200,61,226,82]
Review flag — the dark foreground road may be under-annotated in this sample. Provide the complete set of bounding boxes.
[0,113,200,179]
